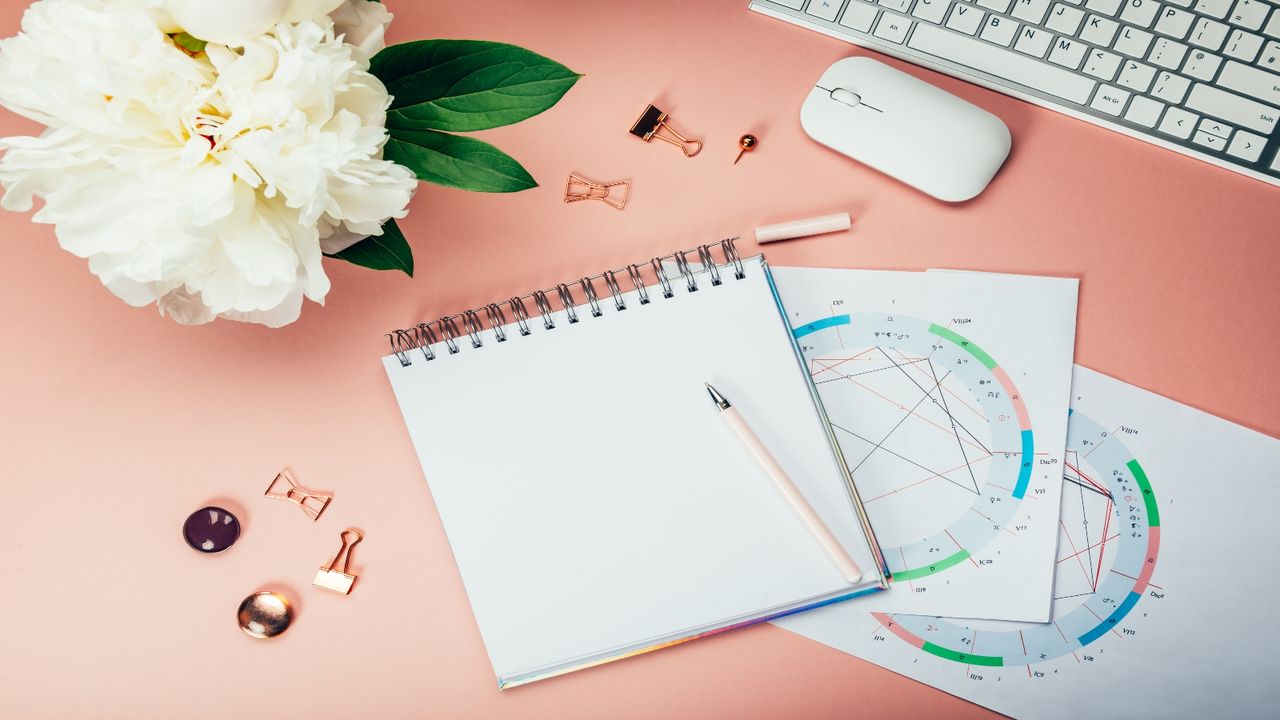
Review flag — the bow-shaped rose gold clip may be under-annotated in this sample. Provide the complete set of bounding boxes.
[564,172,631,210]
[629,104,703,157]
[313,528,363,595]
[264,469,332,522]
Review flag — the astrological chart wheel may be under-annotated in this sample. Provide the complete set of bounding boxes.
[793,312,1035,581]
[870,410,1161,667]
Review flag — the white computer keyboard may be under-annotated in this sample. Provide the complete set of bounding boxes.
[751,0,1280,187]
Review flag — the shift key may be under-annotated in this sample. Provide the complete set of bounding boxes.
[1217,61,1280,107]
[1184,84,1279,133]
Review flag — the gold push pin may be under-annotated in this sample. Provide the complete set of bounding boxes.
[734,134,758,165]
[313,528,363,595]
[264,469,332,522]
[564,172,631,210]
[630,104,703,157]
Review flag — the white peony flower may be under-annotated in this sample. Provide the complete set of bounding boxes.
[330,0,393,57]
[0,0,417,327]
[158,0,345,47]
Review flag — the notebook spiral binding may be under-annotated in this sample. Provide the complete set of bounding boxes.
[387,237,746,367]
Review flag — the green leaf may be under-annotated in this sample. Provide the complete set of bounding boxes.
[172,32,207,54]
[326,219,414,276]
[385,129,536,193]
[371,40,582,132]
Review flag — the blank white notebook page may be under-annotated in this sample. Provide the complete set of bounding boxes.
[383,256,881,685]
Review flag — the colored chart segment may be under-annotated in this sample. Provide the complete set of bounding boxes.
[892,549,970,581]
[873,410,1161,666]
[792,313,1035,583]
[928,324,997,369]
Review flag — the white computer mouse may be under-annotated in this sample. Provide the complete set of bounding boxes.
[800,57,1011,203]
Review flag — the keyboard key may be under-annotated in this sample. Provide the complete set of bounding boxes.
[1224,29,1265,59]
[980,14,1021,44]
[880,0,913,13]
[1120,0,1160,27]
[1118,59,1158,89]
[1084,48,1123,78]
[1153,71,1193,101]
[1125,94,1167,124]
[1012,0,1053,24]
[1195,0,1235,19]
[1271,150,1280,172]
[910,0,950,24]
[1216,60,1280,105]
[977,0,1014,12]
[1183,50,1224,80]
[906,21,1098,102]
[1085,0,1123,15]
[807,0,843,20]
[1185,82,1279,132]
[1165,0,1193,6]
[1090,84,1133,113]
[841,1,881,31]
[1190,19,1231,50]
[1266,9,1280,38]
[773,0,805,8]
[1115,26,1155,56]
[1192,129,1228,149]
[874,12,914,42]
[1261,40,1280,69]
[1015,25,1056,56]
[1155,8,1195,38]
[1082,15,1121,45]
[1047,3,1087,33]
[1050,37,1090,67]
[1158,106,1199,137]
[1230,0,1269,31]
[1198,117,1233,137]
[946,4,987,34]
[1226,128,1266,159]
[1150,37,1190,67]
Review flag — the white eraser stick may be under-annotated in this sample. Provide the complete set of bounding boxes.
[755,212,851,244]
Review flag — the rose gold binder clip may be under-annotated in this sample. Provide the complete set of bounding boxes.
[629,104,703,157]
[313,528,363,595]
[564,172,631,210]
[264,469,331,522]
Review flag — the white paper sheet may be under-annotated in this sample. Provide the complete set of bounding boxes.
[383,256,884,687]
[777,366,1280,719]
[770,267,1078,620]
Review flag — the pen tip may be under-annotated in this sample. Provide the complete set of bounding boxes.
[705,383,730,409]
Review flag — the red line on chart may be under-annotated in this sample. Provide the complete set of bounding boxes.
[1057,533,1120,565]
[1110,568,1163,590]
[808,348,876,379]
[1052,621,1069,643]
[945,529,979,568]
[863,454,995,503]
[899,548,916,592]
[988,482,1040,498]
[811,357,989,453]
[1092,497,1114,592]
[1058,519,1094,589]
[1083,604,1124,638]
[1084,426,1122,459]
[971,506,1018,537]
[1065,460,1111,497]
[892,347,989,421]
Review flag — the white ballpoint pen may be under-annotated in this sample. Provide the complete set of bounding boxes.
[705,383,863,584]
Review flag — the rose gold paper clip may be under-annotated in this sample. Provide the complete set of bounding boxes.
[564,172,631,210]
[313,528,363,595]
[629,104,702,157]
[264,469,332,522]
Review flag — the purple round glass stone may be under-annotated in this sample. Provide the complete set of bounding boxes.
[183,506,241,554]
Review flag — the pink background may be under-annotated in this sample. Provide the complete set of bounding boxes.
[2,0,1277,718]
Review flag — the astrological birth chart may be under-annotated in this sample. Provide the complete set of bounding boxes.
[777,366,1280,720]
[769,268,1078,620]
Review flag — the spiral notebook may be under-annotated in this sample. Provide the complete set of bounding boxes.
[382,240,887,688]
